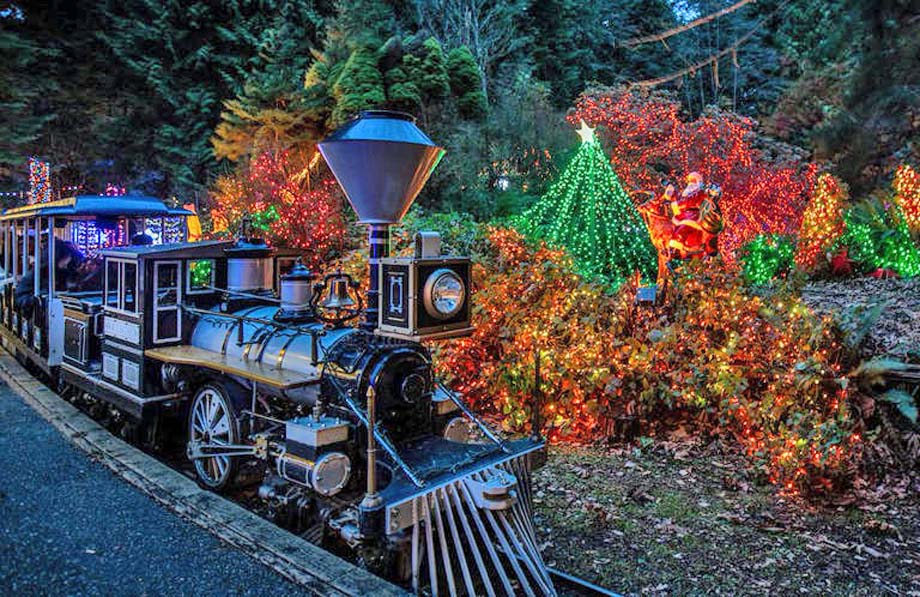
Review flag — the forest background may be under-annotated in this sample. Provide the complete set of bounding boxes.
[2,0,918,219]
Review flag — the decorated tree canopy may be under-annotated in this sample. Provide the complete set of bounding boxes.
[795,173,848,271]
[517,121,657,285]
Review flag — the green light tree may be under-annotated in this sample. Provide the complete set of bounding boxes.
[519,121,657,285]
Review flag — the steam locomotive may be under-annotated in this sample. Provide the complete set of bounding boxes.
[0,112,555,595]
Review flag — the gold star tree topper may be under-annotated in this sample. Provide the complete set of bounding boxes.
[575,119,596,144]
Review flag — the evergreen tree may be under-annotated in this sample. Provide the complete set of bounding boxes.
[517,123,657,285]
[331,48,386,125]
[447,47,487,119]
[415,37,450,102]
[98,0,284,196]
[211,6,329,162]
[529,0,677,107]
[0,27,57,177]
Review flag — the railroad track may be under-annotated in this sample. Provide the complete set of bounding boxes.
[0,351,620,597]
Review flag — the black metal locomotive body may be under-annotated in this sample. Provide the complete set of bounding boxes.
[0,112,555,596]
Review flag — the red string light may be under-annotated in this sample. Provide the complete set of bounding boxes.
[571,90,817,260]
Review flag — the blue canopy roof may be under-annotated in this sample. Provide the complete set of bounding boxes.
[0,194,192,221]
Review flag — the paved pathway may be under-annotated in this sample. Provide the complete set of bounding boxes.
[0,381,304,596]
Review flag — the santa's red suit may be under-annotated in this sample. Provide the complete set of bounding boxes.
[669,173,708,256]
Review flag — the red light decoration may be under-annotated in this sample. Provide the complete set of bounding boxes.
[210,150,345,268]
[795,173,848,271]
[571,90,817,260]
[893,164,920,234]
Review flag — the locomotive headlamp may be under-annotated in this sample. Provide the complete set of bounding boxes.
[424,269,465,320]
[377,233,473,342]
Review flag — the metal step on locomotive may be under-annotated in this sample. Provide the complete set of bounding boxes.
[0,111,561,596]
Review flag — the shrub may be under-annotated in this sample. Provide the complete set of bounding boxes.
[439,227,858,495]
[840,196,920,277]
[740,234,797,284]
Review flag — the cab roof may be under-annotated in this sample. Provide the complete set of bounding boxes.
[0,194,192,221]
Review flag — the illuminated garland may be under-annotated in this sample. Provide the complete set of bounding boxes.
[893,164,920,234]
[518,122,657,286]
[28,157,51,204]
[795,173,848,271]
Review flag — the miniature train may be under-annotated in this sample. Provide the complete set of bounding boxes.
[0,112,556,596]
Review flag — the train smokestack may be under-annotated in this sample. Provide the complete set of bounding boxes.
[318,110,444,331]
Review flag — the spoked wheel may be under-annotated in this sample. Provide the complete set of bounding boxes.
[188,382,244,491]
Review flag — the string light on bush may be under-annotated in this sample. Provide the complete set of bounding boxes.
[843,206,920,278]
[893,164,920,234]
[517,120,657,286]
[795,173,848,271]
[740,233,795,284]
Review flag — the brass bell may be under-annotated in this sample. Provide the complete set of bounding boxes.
[322,275,356,309]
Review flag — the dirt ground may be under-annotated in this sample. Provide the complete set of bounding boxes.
[533,442,920,596]
[802,277,920,360]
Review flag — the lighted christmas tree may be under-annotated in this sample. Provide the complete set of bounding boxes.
[795,173,848,271]
[893,164,920,234]
[519,121,657,285]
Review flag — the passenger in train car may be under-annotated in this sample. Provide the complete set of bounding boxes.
[14,238,85,316]
[129,218,154,245]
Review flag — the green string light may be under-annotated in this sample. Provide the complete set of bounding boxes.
[518,122,657,286]
[741,233,796,284]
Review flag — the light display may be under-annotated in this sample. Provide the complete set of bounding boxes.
[740,233,796,284]
[843,201,920,278]
[210,151,345,268]
[144,216,185,245]
[28,157,51,204]
[794,173,848,271]
[572,90,817,260]
[251,205,280,233]
[71,220,126,256]
[439,228,855,495]
[104,183,126,196]
[188,259,213,289]
[517,121,657,286]
[893,164,920,234]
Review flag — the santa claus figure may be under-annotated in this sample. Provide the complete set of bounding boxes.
[669,172,709,256]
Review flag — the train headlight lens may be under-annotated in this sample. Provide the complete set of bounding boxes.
[424,269,465,320]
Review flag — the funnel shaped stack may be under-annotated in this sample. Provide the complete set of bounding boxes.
[318,111,445,224]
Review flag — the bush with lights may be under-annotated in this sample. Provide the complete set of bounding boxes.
[209,151,345,268]
[795,173,849,272]
[740,234,797,285]
[436,227,859,495]
[838,196,920,278]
